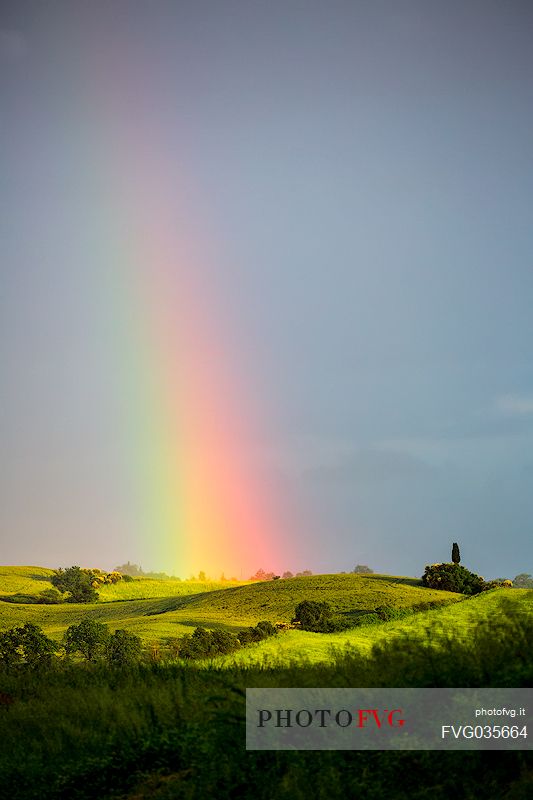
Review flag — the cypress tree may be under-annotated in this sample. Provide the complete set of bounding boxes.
[452,542,460,564]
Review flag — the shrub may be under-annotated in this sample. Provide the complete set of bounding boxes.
[51,566,99,603]
[422,562,485,595]
[236,628,254,645]
[482,579,513,591]
[292,600,348,632]
[38,588,63,604]
[179,627,239,659]
[179,621,277,659]
[122,574,134,583]
[210,630,239,655]
[255,620,277,638]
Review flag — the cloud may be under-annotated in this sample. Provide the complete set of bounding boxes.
[0,30,29,63]
[495,394,533,416]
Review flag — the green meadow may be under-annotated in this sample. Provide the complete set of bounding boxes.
[1,566,532,799]
[0,567,465,651]
[0,567,531,664]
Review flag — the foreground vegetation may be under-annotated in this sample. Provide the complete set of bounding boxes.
[1,567,531,798]
[0,597,532,800]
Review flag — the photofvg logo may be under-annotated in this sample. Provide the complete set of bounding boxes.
[246,688,533,751]
[258,707,405,730]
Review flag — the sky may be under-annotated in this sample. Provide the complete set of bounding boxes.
[1,0,533,580]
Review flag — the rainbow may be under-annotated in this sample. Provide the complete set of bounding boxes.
[79,49,296,578]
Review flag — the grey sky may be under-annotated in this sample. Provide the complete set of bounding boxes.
[1,1,533,578]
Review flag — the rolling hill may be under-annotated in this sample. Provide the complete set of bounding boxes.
[0,565,471,645]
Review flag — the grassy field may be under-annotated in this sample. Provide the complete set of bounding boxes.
[0,566,248,602]
[1,566,532,799]
[0,567,463,646]
[212,587,533,666]
[0,566,55,596]
[1,566,531,666]
[0,591,532,800]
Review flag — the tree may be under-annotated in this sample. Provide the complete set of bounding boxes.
[422,563,484,595]
[105,629,142,666]
[513,573,533,588]
[452,543,461,565]
[0,623,55,669]
[51,566,99,603]
[352,565,374,574]
[64,619,110,661]
[114,562,144,577]
[179,627,239,659]
[292,600,347,632]
[197,571,207,582]
[282,571,293,579]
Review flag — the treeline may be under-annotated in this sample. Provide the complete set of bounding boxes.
[114,562,182,581]
[178,621,278,659]
[0,618,280,671]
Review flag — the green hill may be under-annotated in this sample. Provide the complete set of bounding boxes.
[0,566,246,603]
[146,572,460,622]
[216,586,533,666]
[0,566,55,596]
[0,567,461,644]
[0,565,531,668]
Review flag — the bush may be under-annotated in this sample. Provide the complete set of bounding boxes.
[122,574,134,583]
[105,630,142,666]
[179,627,240,659]
[236,628,255,645]
[179,622,278,659]
[483,579,512,591]
[237,621,279,645]
[51,566,99,603]
[293,600,348,632]
[255,620,277,638]
[38,588,63,604]
[422,562,485,595]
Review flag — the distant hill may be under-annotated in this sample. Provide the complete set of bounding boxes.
[0,566,459,640]
[0,566,55,595]
[147,572,461,622]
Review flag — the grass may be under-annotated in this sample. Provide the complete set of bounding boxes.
[0,595,532,800]
[0,569,462,648]
[1,568,530,669]
[0,566,532,799]
[0,566,55,596]
[209,587,533,666]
